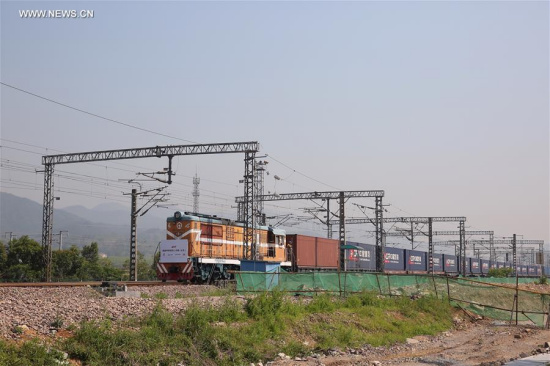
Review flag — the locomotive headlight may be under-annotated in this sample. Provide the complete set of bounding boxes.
[174,211,182,219]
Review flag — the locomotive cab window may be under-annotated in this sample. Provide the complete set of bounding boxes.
[267,230,275,243]
[267,244,276,257]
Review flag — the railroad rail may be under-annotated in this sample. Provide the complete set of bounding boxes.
[0,281,175,288]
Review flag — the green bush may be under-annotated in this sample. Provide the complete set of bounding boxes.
[488,267,513,278]
[0,339,67,366]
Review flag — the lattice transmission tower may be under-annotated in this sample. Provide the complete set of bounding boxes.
[193,173,200,213]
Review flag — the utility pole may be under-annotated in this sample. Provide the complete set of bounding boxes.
[125,186,167,281]
[193,173,200,213]
[459,220,466,276]
[428,218,433,274]
[339,192,346,271]
[130,188,138,281]
[375,197,385,273]
[512,234,517,276]
[254,160,268,226]
[538,242,545,276]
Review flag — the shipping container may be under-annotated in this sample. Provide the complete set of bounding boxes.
[443,254,458,273]
[405,249,427,272]
[384,247,405,272]
[520,265,528,276]
[469,258,481,275]
[344,241,376,271]
[432,254,443,273]
[286,234,339,271]
[464,257,472,276]
[480,259,490,275]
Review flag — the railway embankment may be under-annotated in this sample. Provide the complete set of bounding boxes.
[0,284,233,339]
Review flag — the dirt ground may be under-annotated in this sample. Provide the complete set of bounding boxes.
[268,282,550,366]
[270,317,550,366]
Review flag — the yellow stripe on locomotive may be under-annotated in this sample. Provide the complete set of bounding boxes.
[158,211,287,282]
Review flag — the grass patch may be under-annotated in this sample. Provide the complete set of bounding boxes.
[0,339,67,365]
[203,286,235,297]
[154,292,168,299]
[6,291,452,365]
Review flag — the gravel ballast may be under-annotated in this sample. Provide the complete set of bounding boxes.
[0,285,239,339]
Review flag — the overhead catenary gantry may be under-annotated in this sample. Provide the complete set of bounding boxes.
[41,141,260,282]
[386,230,495,261]
[434,238,545,273]
[235,190,385,269]
[330,216,467,274]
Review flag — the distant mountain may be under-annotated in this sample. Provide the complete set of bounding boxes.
[0,192,163,256]
[63,202,166,230]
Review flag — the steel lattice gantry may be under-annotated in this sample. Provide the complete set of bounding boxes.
[235,190,385,270]
[434,238,545,273]
[386,230,495,262]
[331,216,467,274]
[41,141,260,282]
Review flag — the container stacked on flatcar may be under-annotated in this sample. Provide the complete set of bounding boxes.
[443,254,458,274]
[469,258,481,276]
[432,254,444,274]
[480,259,490,276]
[344,242,376,271]
[405,250,427,273]
[384,247,406,272]
[287,234,339,271]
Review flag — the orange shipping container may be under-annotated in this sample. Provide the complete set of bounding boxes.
[287,234,339,270]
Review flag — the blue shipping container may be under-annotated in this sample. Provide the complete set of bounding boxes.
[384,247,405,271]
[470,258,481,274]
[480,259,490,274]
[432,254,443,272]
[345,242,376,271]
[443,254,458,273]
[406,249,427,272]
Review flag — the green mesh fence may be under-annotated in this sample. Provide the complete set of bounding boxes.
[235,271,550,327]
[236,271,441,297]
[447,277,550,327]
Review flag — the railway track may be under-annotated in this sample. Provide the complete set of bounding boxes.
[0,281,176,288]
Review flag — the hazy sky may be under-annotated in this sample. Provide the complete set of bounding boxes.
[1,1,548,253]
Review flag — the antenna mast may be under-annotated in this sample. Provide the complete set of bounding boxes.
[193,173,200,213]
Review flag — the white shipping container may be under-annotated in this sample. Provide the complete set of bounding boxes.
[159,239,188,263]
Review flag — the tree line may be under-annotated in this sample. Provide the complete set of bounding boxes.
[0,236,156,282]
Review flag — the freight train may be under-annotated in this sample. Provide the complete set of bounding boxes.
[156,211,545,282]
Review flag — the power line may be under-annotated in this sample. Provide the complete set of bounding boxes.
[266,153,340,191]
[1,82,197,144]
[1,139,240,189]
